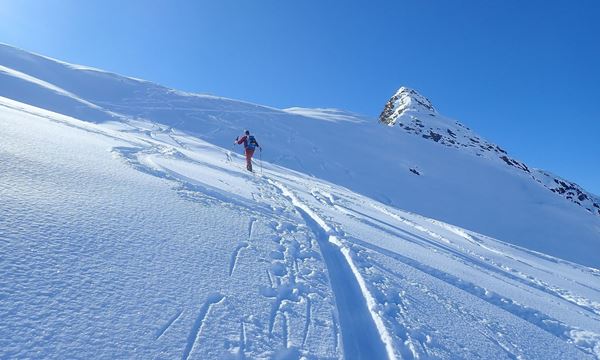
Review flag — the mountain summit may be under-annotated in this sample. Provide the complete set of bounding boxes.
[378,86,600,218]
[379,87,437,125]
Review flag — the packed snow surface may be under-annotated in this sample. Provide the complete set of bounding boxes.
[2,98,600,359]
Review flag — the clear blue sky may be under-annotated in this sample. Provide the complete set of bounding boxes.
[1,0,599,194]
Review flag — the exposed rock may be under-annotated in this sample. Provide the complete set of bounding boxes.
[379,86,600,217]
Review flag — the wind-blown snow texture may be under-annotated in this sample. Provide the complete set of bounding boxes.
[1,44,600,359]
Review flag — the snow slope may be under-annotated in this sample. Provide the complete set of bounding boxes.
[2,97,600,359]
[1,43,599,268]
[380,87,600,217]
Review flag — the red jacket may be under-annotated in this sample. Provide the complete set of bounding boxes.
[236,135,260,149]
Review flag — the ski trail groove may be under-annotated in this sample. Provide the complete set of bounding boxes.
[266,269,274,287]
[229,242,249,277]
[248,217,257,239]
[331,310,340,353]
[354,236,600,357]
[268,179,396,360]
[282,311,290,348]
[268,295,285,338]
[155,309,184,340]
[301,296,311,347]
[239,321,247,359]
[370,203,600,317]
[181,293,225,360]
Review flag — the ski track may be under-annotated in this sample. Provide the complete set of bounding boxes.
[316,188,600,358]
[268,179,396,360]
[248,217,257,239]
[111,144,271,215]
[369,257,526,359]
[282,311,290,348]
[238,320,247,360]
[336,200,600,322]
[11,103,598,359]
[229,242,250,277]
[370,203,600,318]
[93,126,600,358]
[268,294,284,337]
[301,297,311,347]
[155,309,184,340]
[352,235,600,357]
[330,310,340,355]
[181,294,225,360]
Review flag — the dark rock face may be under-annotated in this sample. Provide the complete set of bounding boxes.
[423,131,443,142]
[499,156,530,173]
[379,97,396,125]
[378,89,524,161]
[540,174,600,215]
[379,87,436,125]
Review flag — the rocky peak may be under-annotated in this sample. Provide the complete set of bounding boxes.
[378,86,600,218]
[379,87,436,125]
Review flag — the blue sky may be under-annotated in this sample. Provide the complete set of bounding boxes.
[1,0,599,194]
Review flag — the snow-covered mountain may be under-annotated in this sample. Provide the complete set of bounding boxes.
[2,43,599,267]
[380,87,600,217]
[1,44,600,359]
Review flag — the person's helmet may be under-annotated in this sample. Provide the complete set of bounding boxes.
[244,130,250,135]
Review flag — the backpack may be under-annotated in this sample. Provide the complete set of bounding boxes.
[246,135,258,150]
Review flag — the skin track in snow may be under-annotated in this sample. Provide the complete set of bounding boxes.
[296,207,388,360]
[270,180,395,359]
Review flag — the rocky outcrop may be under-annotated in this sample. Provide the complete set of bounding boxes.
[380,86,600,217]
[533,170,600,216]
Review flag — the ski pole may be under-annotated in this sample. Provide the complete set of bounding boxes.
[260,147,263,174]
